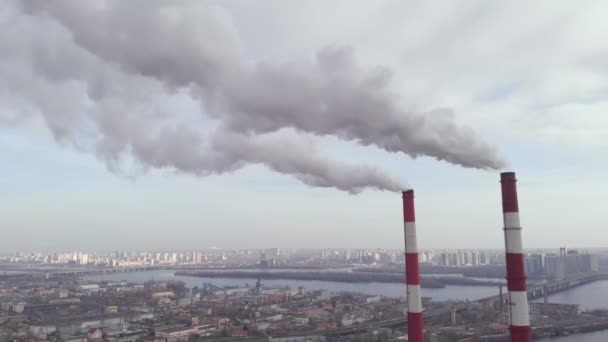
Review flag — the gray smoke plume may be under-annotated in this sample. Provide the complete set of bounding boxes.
[0,1,506,193]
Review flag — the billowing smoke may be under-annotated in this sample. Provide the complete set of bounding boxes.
[0,1,506,193]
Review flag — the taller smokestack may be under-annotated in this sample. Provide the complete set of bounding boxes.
[500,172,531,342]
[402,190,423,342]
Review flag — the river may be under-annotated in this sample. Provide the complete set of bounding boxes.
[0,270,32,275]
[532,281,608,342]
[531,281,608,311]
[83,269,500,301]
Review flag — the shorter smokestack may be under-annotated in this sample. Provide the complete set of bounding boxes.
[402,190,423,342]
[500,172,531,342]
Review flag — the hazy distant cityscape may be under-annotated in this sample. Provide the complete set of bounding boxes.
[2,248,606,280]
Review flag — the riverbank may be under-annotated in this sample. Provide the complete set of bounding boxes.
[538,328,608,341]
[535,320,608,341]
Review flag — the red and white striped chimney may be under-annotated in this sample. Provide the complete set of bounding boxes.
[403,190,424,342]
[500,172,531,342]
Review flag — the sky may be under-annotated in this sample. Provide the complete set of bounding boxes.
[1,1,607,252]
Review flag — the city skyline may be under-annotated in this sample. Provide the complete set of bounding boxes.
[3,244,608,258]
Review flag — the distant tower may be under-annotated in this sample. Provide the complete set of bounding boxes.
[558,247,567,280]
[255,278,262,294]
[543,284,549,315]
[498,285,504,313]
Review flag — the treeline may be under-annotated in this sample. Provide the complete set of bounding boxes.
[431,276,503,286]
[176,270,440,286]
[354,264,508,279]
[175,270,502,288]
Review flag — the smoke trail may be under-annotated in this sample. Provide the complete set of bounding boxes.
[1,1,505,193]
[221,46,505,169]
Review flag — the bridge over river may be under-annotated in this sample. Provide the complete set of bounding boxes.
[476,271,608,307]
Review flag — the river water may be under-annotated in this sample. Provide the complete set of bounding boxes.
[79,271,608,306]
[531,281,608,311]
[83,269,499,301]
[0,270,32,275]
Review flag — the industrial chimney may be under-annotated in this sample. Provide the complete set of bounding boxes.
[500,172,531,342]
[402,190,424,342]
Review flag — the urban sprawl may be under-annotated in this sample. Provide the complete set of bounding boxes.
[1,248,607,341]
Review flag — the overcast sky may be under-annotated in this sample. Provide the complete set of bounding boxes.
[1,1,607,252]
